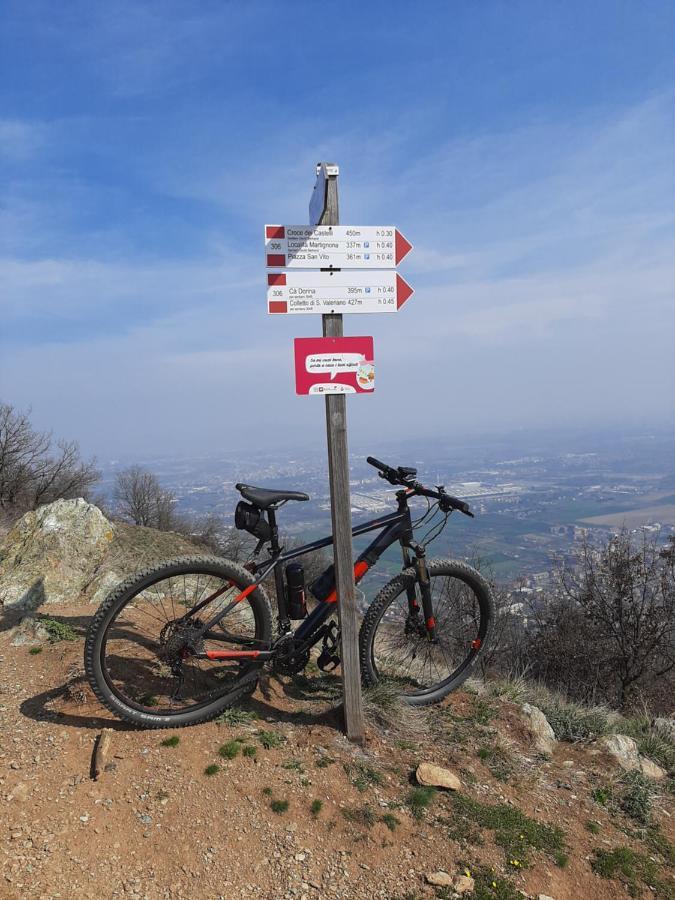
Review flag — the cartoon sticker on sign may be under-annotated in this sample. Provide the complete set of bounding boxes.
[294,337,374,395]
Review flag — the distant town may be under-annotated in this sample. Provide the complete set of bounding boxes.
[98,426,675,602]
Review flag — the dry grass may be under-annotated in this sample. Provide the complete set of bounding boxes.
[362,681,431,741]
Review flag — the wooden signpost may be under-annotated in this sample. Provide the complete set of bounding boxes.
[311,163,364,744]
[265,163,413,744]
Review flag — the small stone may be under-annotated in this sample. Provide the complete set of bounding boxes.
[294,853,306,862]
[416,763,461,791]
[425,871,453,887]
[538,895,555,900]
[9,782,28,802]
[453,874,475,894]
[562,760,574,768]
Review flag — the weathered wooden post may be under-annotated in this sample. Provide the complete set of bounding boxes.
[310,162,365,745]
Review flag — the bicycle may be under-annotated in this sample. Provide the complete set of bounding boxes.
[85,456,494,728]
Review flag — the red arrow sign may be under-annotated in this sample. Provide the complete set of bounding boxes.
[395,229,413,265]
[396,274,414,309]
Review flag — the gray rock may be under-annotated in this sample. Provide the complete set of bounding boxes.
[453,874,475,894]
[0,498,114,608]
[653,717,675,745]
[521,703,557,755]
[9,615,50,646]
[597,734,640,770]
[638,756,667,781]
[425,871,453,887]
[88,570,122,605]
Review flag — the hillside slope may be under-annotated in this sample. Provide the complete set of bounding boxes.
[0,501,673,899]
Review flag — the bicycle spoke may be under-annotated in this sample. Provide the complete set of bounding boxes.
[100,567,262,715]
[370,569,486,695]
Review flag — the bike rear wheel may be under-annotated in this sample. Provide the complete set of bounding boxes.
[85,556,272,728]
[359,559,493,705]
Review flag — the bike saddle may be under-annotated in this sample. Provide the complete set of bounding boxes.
[235,483,310,509]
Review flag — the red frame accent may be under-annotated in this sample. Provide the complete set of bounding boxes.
[205,649,261,660]
[325,560,369,604]
[471,638,482,650]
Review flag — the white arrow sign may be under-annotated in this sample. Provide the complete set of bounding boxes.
[267,271,414,315]
[265,225,413,269]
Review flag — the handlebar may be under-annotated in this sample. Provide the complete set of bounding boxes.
[366,456,474,517]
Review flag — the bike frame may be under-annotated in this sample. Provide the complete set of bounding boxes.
[187,489,432,663]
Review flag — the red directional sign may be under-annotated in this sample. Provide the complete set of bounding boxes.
[267,271,413,315]
[264,225,413,269]
[294,336,375,395]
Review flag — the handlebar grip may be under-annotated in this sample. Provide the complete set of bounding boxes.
[366,456,390,472]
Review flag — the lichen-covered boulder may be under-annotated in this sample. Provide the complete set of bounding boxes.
[521,703,557,755]
[0,499,114,608]
[597,733,666,780]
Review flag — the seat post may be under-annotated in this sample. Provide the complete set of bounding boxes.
[267,506,281,554]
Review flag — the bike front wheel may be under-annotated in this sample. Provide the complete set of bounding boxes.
[359,559,494,705]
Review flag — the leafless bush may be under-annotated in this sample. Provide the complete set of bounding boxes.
[496,530,675,713]
[0,402,100,519]
[114,466,184,531]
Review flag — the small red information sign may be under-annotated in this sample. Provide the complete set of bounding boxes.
[294,336,375,396]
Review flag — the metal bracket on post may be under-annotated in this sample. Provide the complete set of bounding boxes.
[309,162,365,745]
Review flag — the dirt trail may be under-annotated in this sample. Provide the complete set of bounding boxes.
[0,603,672,899]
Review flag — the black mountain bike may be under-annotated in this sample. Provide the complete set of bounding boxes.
[85,457,494,728]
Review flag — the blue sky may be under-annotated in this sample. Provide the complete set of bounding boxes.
[1,1,674,459]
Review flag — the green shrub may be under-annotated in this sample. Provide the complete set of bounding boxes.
[406,786,436,821]
[537,700,610,742]
[619,771,653,825]
[218,741,241,760]
[270,799,289,814]
[242,745,257,758]
[310,799,323,816]
[29,646,43,655]
[381,812,400,832]
[215,707,259,726]
[591,846,671,898]
[344,761,383,792]
[204,764,220,776]
[450,794,566,867]
[160,735,180,748]
[341,805,376,828]
[257,730,286,749]
[40,617,78,643]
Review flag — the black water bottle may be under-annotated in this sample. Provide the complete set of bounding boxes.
[285,563,307,619]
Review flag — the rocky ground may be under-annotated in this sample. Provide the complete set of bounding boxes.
[1,603,673,900]
[0,501,673,899]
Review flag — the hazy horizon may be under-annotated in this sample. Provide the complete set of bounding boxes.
[2,2,674,458]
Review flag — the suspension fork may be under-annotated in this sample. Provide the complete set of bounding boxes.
[401,543,421,618]
[412,546,437,642]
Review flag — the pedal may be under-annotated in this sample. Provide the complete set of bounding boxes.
[317,650,340,672]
